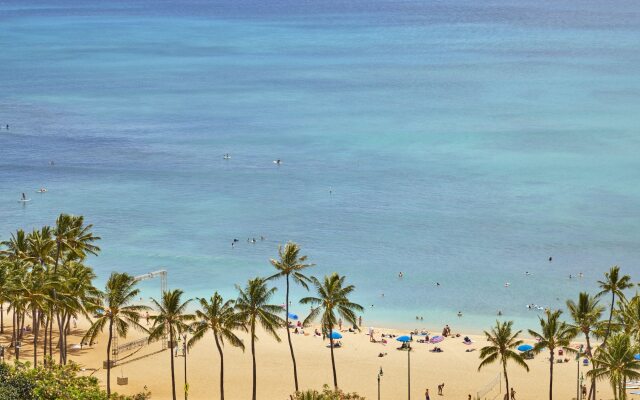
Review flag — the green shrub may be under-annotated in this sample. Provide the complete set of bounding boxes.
[290,384,365,399]
[0,361,150,400]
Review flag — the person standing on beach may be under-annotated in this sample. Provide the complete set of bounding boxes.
[510,387,516,400]
[425,388,430,400]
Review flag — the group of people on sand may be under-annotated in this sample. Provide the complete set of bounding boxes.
[425,387,514,400]
[423,384,446,400]
[441,324,452,337]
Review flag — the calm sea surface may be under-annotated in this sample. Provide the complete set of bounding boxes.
[1,0,639,331]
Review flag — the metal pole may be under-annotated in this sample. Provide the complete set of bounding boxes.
[577,355,580,400]
[408,345,411,400]
[576,345,583,400]
[184,334,188,400]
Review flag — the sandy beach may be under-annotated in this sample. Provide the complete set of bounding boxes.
[0,312,627,400]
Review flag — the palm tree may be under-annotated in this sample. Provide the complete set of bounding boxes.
[597,266,633,344]
[51,215,100,361]
[617,294,640,343]
[267,242,314,392]
[567,292,605,400]
[301,273,363,389]
[478,320,530,397]
[235,278,284,400]
[567,293,604,360]
[588,333,640,400]
[18,263,55,366]
[148,289,194,400]
[83,272,148,397]
[0,229,30,261]
[52,214,101,270]
[528,309,576,400]
[57,261,101,364]
[0,259,9,334]
[25,227,55,364]
[188,293,246,400]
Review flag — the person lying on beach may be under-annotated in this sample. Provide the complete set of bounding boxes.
[463,336,472,344]
[314,329,321,337]
[430,346,443,353]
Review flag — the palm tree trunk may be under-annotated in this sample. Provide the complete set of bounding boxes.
[56,312,64,364]
[170,327,177,400]
[1,304,3,334]
[604,293,615,345]
[329,325,338,389]
[32,308,38,366]
[589,360,597,400]
[502,359,509,399]
[48,314,53,360]
[19,311,25,340]
[43,313,48,363]
[106,318,113,398]
[63,314,71,364]
[214,333,225,400]
[11,309,16,348]
[285,275,299,392]
[251,323,257,400]
[549,349,554,400]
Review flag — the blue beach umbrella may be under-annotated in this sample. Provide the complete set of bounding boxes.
[517,344,533,352]
[396,335,412,343]
[287,312,299,320]
[330,331,342,340]
[634,354,640,360]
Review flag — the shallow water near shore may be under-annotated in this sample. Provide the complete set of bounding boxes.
[1,0,640,333]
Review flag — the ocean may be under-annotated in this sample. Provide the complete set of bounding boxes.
[1,0,639,332]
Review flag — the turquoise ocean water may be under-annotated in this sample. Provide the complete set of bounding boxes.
[1,0,639,331]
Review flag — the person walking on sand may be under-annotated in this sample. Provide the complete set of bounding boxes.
[437,383,444,395]
[510,387,516,400]
[425,388,430,400]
